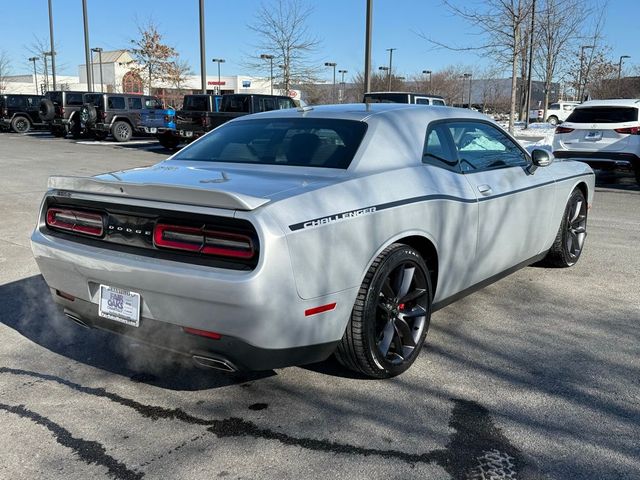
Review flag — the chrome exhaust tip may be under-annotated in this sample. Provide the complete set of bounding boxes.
[64,312,90,329]
[192,355,237,372]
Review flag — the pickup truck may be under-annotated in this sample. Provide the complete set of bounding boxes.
[175,93,296,140]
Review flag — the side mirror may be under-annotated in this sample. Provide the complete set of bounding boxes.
[528,148,554,174]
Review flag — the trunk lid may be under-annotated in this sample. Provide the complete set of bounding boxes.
[49,162,342,211]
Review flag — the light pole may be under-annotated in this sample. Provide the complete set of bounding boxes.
[325,62,337,103]
[48,0,57,90]
[82,0,93,92]
[212,58,225,94]
[364,0,373,94]
[577,45,594,100]
[260,54,274,95]
[91,48,104,92]
[378,66,389,91]
[422,70,432,92]
[458,75,466,107]
[338,69,348,103]
[199,0,206,94]
[524,0,536,127]
[385,47,396,91]
[618,55,630,97]
[43,52,52,91]
[28,57,39,94]
[466,73,473,109]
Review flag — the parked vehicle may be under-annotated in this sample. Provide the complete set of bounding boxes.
[0,94,46,133]
[530,101,580,124]
[363,91,446,106]
[175,93,295,141]
[143,95,222,149]
[31,104,594,378]
[140,105,178,148]
[552,99,640,185]
[80,93,163,142]
[39,91,89,138]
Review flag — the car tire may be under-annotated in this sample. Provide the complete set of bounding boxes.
[11,116,31,133]
[39,99,56,121]
[547,116,559,126]
[335,243,432,378]
[158,132,180,150]
[540,188,588,268]
[112,121,132,142]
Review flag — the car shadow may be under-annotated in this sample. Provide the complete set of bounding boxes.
[593,169,639,192]
[0,275,274,391]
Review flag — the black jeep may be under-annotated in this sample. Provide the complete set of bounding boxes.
[80,93,163,142]
[39,91,90,138]
[0,94,46,133]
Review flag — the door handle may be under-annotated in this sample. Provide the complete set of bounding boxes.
[477,184,493,195]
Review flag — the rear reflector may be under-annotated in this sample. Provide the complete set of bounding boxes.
[183,327,222,340]
[305,303,337,317]
[46,208,104,237]
[154,224,254,259]
[614,126,640,135]
[555,126,574,134]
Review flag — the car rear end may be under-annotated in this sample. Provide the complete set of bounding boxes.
[0,95,9,130]
[552,101,640,183]
[141,108,176,135]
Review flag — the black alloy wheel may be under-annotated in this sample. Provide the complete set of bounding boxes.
[336,244,432,378]
[11,116,31,133]
[540,188,588,267]
[112,121,132,142]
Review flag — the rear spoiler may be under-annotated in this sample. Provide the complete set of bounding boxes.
[48,175,270,211]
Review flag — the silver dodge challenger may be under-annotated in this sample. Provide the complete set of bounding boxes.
[31,104,595,378]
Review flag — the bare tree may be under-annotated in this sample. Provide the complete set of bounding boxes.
[162,58,193,107]
[421,0,534,132]
[534,0,588,119]
[129,20,177,94]
[248,0,321,92]
[0,50,11,93]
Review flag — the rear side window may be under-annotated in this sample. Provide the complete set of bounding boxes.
[108,97,125,109]
[277,98,295,109]
[549,103,560,110]
[567,107,638,123]
[6,96,26,108]
[423,125,459,172]
[221,96,251,112]
[415,98,430,105]
[65,93,84,106]
[173,118,368,169]
[128,97,142,110]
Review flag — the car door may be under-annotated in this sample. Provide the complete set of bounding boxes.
[446,120,556,283]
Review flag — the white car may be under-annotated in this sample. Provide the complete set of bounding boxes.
[31,104,595,378]
[552,99,640,185]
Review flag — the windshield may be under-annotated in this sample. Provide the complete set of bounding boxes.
[567,107,638,123]
[173,118,368,169]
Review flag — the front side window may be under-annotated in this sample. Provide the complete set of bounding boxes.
[145,97,163,109]
[415,98,430,105]
[108,97,125,109]
[448,121,528,172]
[432,100,446,106]
[173,118,368,169]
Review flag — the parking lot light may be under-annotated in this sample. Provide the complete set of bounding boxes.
[324,62,337,103]
[260,54,274,95]
[212,58,225,94]
[28,57,39,94]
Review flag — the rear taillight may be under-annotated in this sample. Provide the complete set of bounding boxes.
[164,114,174,122]
[59,107,64,116]
[555,126,574,134]
[46,208,104,237]
[101,110,107,121]
[154,224,254,259]
[614,126,640,135]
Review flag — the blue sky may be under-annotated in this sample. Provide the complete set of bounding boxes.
[1,0,638,82]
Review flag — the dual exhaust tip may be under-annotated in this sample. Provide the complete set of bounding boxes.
[63,312,237,373]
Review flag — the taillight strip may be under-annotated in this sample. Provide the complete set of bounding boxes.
[154,224,254,259]
[46,208,104,237]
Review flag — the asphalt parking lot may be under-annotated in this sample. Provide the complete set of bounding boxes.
[1,131,639,480]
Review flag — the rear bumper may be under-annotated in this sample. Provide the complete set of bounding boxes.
[30,223,356,367]
[553,150,640,170]
[54,293,338,371]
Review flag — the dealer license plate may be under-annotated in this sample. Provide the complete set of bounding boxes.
[98,285,141,327]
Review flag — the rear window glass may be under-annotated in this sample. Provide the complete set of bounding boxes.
[66,93,84,106]
[173,118,368,169]
[84,93,104,108]
[46,92,62,104]
[183,96,210,111]
[364,93,409,103]
[567,107,638,123]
